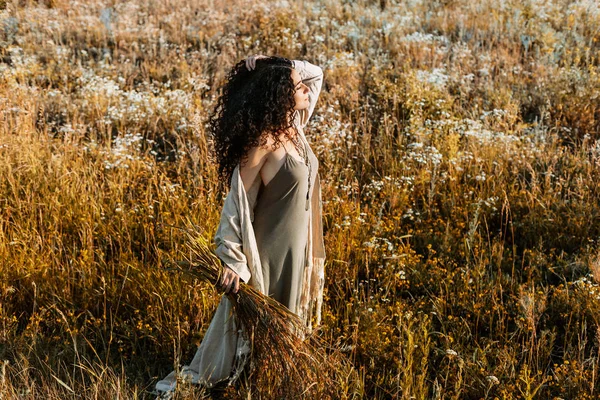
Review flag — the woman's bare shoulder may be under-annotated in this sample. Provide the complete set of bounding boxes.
[240,135,275,191]
[247,134,276,160]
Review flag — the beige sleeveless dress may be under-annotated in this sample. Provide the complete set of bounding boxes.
[154,133,322,394]
[253,134,319,314]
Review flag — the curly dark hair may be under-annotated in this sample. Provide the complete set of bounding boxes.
[207,56,303,187]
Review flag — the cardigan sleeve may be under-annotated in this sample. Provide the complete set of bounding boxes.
[213,191,252,283]
[291,59,324,128]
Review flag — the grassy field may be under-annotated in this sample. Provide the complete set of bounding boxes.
[1,0,600,398]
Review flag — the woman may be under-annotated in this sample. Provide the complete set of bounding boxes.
[156,54,326,394]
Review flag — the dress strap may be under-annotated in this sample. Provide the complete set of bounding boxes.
[283,135,305,162]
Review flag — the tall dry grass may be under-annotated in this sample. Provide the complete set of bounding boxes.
[1,0,600,398]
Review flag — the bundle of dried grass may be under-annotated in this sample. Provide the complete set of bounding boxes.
[163,227,361,399]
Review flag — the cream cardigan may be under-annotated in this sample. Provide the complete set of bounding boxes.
[156,59,326,392]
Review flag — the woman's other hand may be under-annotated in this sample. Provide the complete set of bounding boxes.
[245,55,269,71]
[220,266,240,294]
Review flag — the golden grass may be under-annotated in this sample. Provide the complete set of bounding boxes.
[1,0,600,398]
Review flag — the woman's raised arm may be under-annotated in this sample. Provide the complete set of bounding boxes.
[291,59,324,128]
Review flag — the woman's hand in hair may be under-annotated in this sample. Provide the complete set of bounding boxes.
[220,265,241,294]
[245,55,269,71]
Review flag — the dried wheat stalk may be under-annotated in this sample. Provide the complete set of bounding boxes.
[163,229,359,398]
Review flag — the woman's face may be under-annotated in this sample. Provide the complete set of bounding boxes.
[291,69,310,111]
